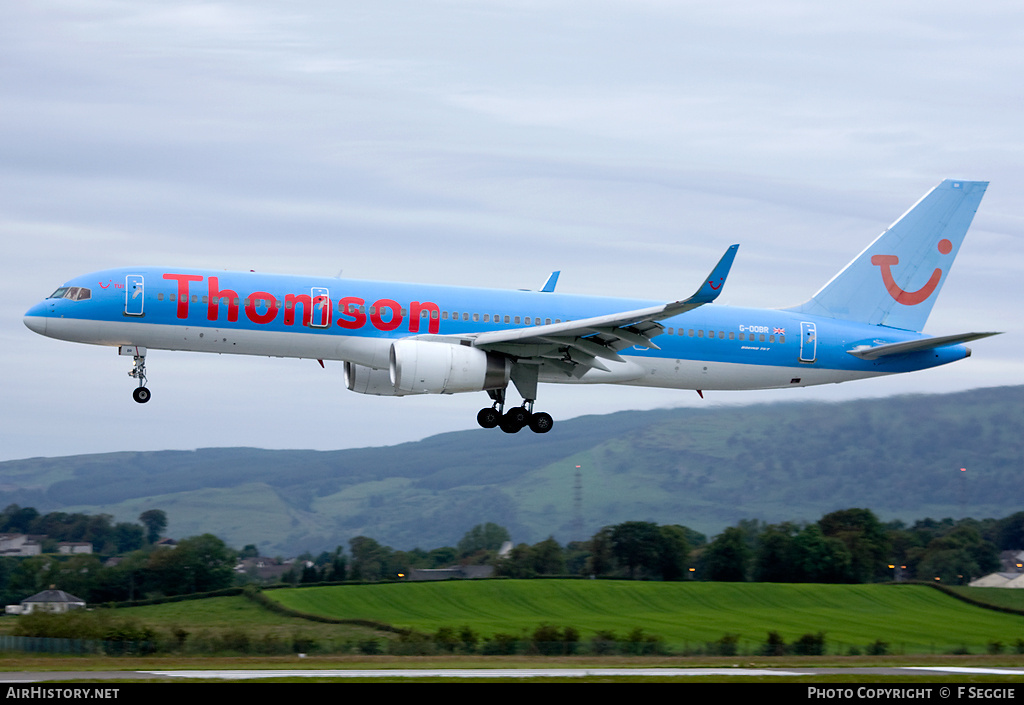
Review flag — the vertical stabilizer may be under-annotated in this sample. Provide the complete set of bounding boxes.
[787,180,987,331]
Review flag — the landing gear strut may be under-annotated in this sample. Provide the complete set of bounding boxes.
[121,346,151,404]
[476,388,553,434]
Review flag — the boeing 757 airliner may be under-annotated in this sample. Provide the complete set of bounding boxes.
[24,179,998,434]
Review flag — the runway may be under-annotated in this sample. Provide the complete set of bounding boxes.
[1,666,1022,681]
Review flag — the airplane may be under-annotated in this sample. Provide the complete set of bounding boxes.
[24,179,998,434]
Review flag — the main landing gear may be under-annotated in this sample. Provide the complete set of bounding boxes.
[121,346,151,404]
[477,388,553,434]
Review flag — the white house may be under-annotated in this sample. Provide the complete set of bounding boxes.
[57,542,93,555]
[0,534,42,557]
[5,589,86,615]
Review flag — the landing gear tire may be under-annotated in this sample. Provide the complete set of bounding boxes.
[132,387,151,404]
[500,407,529,433]
[528,411,553,434]
[478,389,553,434]
[477,407,500,429]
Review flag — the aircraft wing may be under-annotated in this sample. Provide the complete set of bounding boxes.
[468,245,738,375]
[846,331,1001,360]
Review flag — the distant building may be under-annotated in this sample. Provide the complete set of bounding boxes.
[0,534,42,557]
[405,565,494,581]
[969,573,1024,589]
[969,551,1024,588]
[5,589,86,615]
[1000,550,1024,573]
[57,542,93,555]
[235,557,294,582]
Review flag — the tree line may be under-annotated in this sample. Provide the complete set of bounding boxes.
[488,509,1017,585]
[1,504,1020,607]
[0,504,238,605]
[295,509,1021,587]
[0,504,168,554]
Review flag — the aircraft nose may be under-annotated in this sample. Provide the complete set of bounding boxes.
[23,314,47,335]
[23,302,49,335]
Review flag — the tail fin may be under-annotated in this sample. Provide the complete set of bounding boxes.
[787,179,988,331]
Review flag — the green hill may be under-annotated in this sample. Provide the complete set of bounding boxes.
[2,386,1022,554]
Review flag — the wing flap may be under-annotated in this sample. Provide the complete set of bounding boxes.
[473,245,737,348]
[470,244,738,375]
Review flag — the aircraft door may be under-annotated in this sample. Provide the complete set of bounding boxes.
[311,287,331,328]
[125,275,145,317]
[799,321,816,363]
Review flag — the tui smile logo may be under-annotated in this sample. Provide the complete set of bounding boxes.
[871,238,952,306]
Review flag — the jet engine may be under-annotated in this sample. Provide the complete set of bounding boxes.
[390,340,511,395]
[344,361,418,396]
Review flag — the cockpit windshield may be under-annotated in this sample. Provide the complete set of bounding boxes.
[48,287,91,301]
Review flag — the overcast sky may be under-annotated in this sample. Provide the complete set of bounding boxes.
[2,1,1022,462]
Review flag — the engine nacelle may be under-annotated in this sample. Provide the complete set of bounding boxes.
[390,340,511,395]
[344,361,423,396]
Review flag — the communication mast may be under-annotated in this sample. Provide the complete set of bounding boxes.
[572,464,583,540]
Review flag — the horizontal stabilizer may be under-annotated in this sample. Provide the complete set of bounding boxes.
[847,332,1001,360]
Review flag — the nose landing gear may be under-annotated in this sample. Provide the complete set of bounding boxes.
[121,346,151,404]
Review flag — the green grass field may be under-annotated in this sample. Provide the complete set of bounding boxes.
[265,580,1024,654]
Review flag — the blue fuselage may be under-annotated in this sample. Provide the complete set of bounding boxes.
[24,266,969,393]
